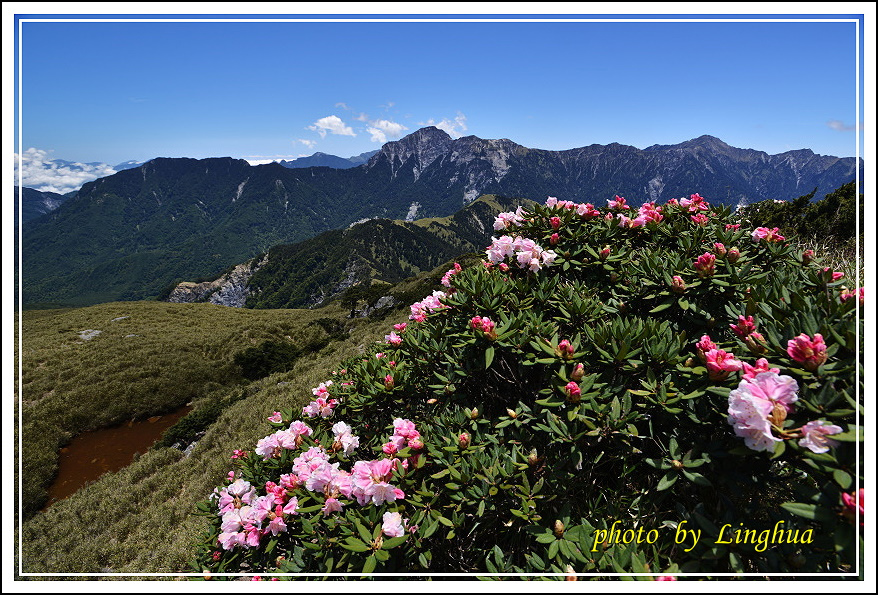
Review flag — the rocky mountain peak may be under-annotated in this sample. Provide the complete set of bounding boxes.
[367,126,454,173]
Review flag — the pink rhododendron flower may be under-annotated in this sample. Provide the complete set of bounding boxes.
[695,335,717,359]
[656,576,677,581]
[842,489,864,525]
[637,201,663,223]
[311,380,333,398]
[744,372,799,412]
[727,383,781,452]
[331,421,360,456]
[545,196,558,208]
[690,213,709,226]
[799,420,843,453]
[730,315,758,339]
[322,497,343,516]
[608,194,630,210]
[382,511,406,538]
[839,287,864,303]
[564,381,581,402]
[267,411,283,423]
[441,262,463,286]
[493,210,525,230]
[393,322,407,331]
[693,252,716,277]
[550,216,562,230]
[726,223,741,231]
[741,358,780,380]
[822,267,844,281]
[231,449,247,460]
[680,193,709,211]
[576,202,600,218]
[385,331,403,346]
[751,227,785,243]
[704,348,743,381]
[787,333,827,371]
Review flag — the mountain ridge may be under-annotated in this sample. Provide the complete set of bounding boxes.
[21,127,862,307]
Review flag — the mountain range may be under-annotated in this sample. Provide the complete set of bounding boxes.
[20,127,862,307]
[164,194,530,310]
[277,150,379,169]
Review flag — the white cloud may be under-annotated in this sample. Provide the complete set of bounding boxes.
[14,147,118,194]
[242,154,309,165]
[335,102,351,110]
[355,112,369,122]
[367,119,409,143]
[306,115,356,138]
[419,112,468,138]
[826,120,860,132]
[297,139,317,148]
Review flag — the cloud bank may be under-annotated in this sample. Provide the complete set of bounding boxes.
[14,148,119,194]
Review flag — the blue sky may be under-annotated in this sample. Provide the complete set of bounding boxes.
[11,10,867,192]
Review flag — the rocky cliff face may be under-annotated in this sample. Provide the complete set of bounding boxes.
[166,255,268,307]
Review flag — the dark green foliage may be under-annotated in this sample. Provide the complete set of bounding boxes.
[245,195,531,309]
[739,181,862,251]
[154,390,249,450]
[234,339,323,381]
[193,194,862,577]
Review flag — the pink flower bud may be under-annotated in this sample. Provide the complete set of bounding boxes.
[802,249,814,265]
[498,262,509,272]
[458,432,471,449]
[408,437,424,450]
[671,275,686,294]
[714,242,727,256]
[384,374,395,390]
[599,246,611,260]
[564,381,581,403]
[557,339,575,360]
[726,247,741,263]
[693,252,716,277]
[787,333,827,371]
[550,232,560,245]
[550,216,561,230]
[571,363,585,382]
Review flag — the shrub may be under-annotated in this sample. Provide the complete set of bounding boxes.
[193,193,863,578]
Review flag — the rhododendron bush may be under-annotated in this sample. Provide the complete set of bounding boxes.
[194,194,863,578]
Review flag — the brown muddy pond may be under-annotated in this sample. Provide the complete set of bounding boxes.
[44,406,192,509]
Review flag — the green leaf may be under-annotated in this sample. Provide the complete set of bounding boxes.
[657,471,678,491]
[381,536,407,549]
[340,540,371,553]
[485,346,495,369]
[362,554,377,574]
[781,502,836,523]
[436,515,454,527]
[354,519,373,543]
[833,469,853,490]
